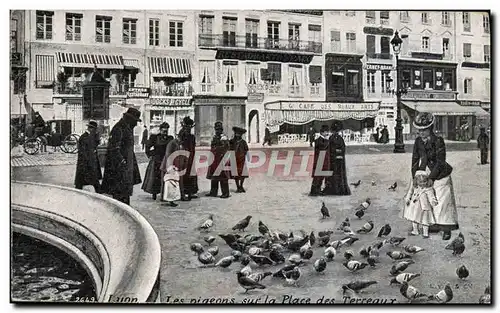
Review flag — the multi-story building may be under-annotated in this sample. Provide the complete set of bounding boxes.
[193,10,324,145]
[10,10,28,125]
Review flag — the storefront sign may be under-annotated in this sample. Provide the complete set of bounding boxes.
[193,97,247,106]
[326,54,363,64]
[402,90,456,100]
[265,101,380,111]
[363,26,394,36]
[215,50,313,64]
[248,93,265,103]
[459,100,481,106]
[365,64,395,71]
[149,98,192,106]
[126,87,150,99]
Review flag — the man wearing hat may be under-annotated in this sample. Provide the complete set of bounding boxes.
[178,116,199,200]
[75,120,102,193]
[309,125,331,196]
[477,126,489,165]
[323,121,351,196]
[229,126,249,193]
[206,121,231,198]
[101,108,142,205]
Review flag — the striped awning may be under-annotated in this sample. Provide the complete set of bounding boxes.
[402,101,490,116]
[56,52,124,69]
[149,57,191,78]
[35,55,55,86]
[123,59,140,69]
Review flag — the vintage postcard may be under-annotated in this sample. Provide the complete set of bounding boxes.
[10,8,491,305]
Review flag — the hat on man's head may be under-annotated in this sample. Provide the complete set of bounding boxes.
[413,112,435,130]
[232,126,247,135]
[320,125,330,132]
[86,120,98,129]
[123,107,142,122]
[214,121,223,130]
[331,121,343,132]
[159,122,170,129]
[181,116,195,127]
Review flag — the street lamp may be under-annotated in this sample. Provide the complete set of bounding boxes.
[390,31,406,153]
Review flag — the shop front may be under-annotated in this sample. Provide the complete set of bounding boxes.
[264,100,380,144]
[145,97,194,137]
[193,95,247,146]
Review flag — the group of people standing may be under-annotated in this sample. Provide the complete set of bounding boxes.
[374,125,390,144]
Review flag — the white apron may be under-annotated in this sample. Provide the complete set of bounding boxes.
[162,166,181,202]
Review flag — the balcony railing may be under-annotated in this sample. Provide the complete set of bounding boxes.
[198,34,322,54]
[366,52,393,60]
[53,82,131,96]
[151,85,193,97]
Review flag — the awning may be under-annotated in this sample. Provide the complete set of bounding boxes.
[402,101,490,116]
[10,95,27,116]
[149,57,192,78]
[264,101,380,127]
[56,52,124,69]
[36,55,55,87]
[123,59,140,69]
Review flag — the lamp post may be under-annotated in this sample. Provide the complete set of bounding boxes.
[390,31,406,153]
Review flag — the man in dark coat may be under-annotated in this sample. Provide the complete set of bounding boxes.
[262,127,272,146]
[178,116,199,201]
[101,108,142,205]
[74,120,102,193]
[309,125,331,196]
[206,121,230,198]
[380,125,389,143]
[307,127,316,147]
[477,127,489,165]
[323,121,351,196]
[229,126,249,193]
[141,127,148,151]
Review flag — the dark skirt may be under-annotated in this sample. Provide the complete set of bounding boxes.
[323,159,351,196]
[141,159,163,195]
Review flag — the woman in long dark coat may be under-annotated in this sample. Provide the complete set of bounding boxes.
[74,120,102,192]
[323,121,351,196]
[141,122,173,200]
[229,126,249,193]
[178,116,199,200]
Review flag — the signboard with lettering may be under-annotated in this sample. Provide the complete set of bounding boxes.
[402,90,456,100]
[365,64,395,71]
[149,98,192,106]
[247,93,265,103]
[265,101,380,111]
[215,50,313,64]
[363,27,394,36]
[459,100,481,106]
[126,87,150,99]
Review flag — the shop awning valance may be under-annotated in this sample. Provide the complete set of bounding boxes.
[149,57,192,78]
[402,101,490,116]
[56,52,124,69]
[123,59,140,69]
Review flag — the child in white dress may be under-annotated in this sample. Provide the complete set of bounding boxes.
[162,165,181,207]
[401,170,438,238]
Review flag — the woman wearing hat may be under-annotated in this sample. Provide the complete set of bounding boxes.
[142,122,174,200]
[178,116,199,200]
[74,120,102,193]
[323,121,351,196]
[403,112,458,240]
[229,126,249,193]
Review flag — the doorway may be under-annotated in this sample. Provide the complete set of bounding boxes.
[248,109,260,143]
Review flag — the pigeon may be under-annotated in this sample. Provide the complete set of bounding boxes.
[309,231,316,246]
[199,214,214,231]
[387,237,406,246]
[369,246,379,257]
[404,245,425,254]
[204,236,216,246]
[342,281,377,293]
[318,235,331,247]
[190,243,204,254]
[390,273,421,285]
[219,233,240,246]
[269,248,286,264]
[313,258,327,273]
[390,260,415,276]
[328,240,341,249]
[350,180,361,187]
[300,240,312,254]
[248,246,263,256]
[228,241,246,252]
[320,202,330,219]
[245,234,264,243]
[207,246,219,257]
[231,250,242,261]
[456,265,469,279]
[343,226,356,236]
[428,283,453,303]
[343,260,369,272]
[479,286,491,304]
[356,221,374,234]
[240,254,251,265]
[371,240,385,250]
[445,233,465,256]
[344,250,354,260]
[240,263,252,276]
[355,209,365,219]
[215,256,235,268]
[367,256,379,267]
[340,236,359,247]
[389,182,397,191]
[359,247,370,258]
[258,221,270,236]
[288,235,310,252]
[387,251,412,260]
[272,264,295,279]
[377,224,392,238]
[237,271,266,293]
[248,271,273,283]
[324,247,336,261]
[301,248,313,260]
[271,243,285,252]
[197,251,216,266]
[337,218,350,230]
[400,282,428,302]
[356,198,371,211]
[318,230,334,237]
[371,180,376,186]
[288,254,304,266]
[250,255,274,266]
[284,266,301,286]
[232,215,252,232]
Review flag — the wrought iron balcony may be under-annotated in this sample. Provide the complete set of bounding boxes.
[53,82,131,96]
[198,34,322,54]
[366,52,393,60]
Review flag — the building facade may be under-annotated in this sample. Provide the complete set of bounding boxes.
[10,10,28,125]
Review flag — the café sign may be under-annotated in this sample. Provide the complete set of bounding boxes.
[126,87,150,99]
[365,64,395,71]
[265,101,380,111]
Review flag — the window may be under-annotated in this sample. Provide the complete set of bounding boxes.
[330,30,341,52]
[423,69,433,89]
[223,61,238,92]
[222,17,236,47]
[421,12,430,24]
[199,16,213,35]
[367,71,375,94]
[464,78,472,94]
[96,16,111,43]
[442,38,450,55]
[443,69,454,90]
[483,14,490,33]
[345,11,356,17]
[366,35,376,54]
[441,12,450,26]
[245,19,259,48]
[380,11,389,25]
[65,13,82,41]
[267,21,280,48]
[400,11,410,22]
[36,11,53,40]
[169,21,184,47]
[10,19,17,53]
[289,65,302,96]
[288,24,300,50]
[246,62,259,85]
[463,43,472,58]
[381,36,390,55]
[122,18,137,44]
[401,34,409,56]
[309,65,322,95]
[381,71,391,94]
[421,36,430,51]
[484,45,490,62]
[365,11,376,24]
[149,19,160,46]
[346,32,356,53]
[200,61,215,93]
[267,63,281,84]
[462,12,470,32]
[308,25,321,43]
[331,65,345,94]
[346,68,359,95]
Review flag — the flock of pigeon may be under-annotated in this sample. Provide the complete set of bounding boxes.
[188,180,491,304]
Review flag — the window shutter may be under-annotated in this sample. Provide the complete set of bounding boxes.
[260,68,269,80]
[330,30,340,41]
[366,35,376,53]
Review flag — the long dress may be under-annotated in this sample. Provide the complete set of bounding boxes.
[160,138,182,201]
[141,133,173,195]
[323,133,351,196]
[401,184,437,226]
[178,129,199,196]
[74,131,102,187]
